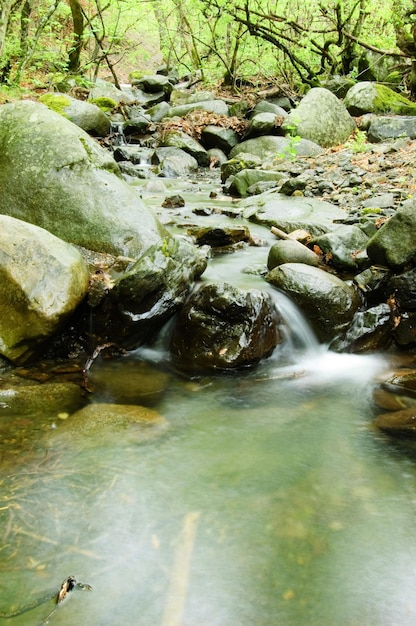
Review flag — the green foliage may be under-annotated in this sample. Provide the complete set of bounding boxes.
[346,129,368,153]
[0,0,413,92]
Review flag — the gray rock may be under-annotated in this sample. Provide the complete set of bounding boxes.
[367,198,416,269]
[310,224,370,272]
[146,101,172,122]
[124,109,151,134]
[330,303,393,352]
[152,147,198,177]
[242,190,346,237]
[40,92,110,136]
[267,240,319,269]
[282,87,356,148]
[170,282,281,372]
[367,116,416,142]
[226,169,285,197]
[160,130,210,166]
[246,112,280,138]
[229,135,324,161]
[89,79,137,104]
[220,155,263,183]
[170,89,215,105]
[130,74,173,96]
[200,125,239,154]
[89,237,207,350]
[0,100,167,258]
[252,101,288,117]
[0,215,89,363]
[165,100,229,117]
[266,262,360,341]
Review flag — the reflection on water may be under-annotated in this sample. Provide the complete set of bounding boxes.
[1,347,416,626]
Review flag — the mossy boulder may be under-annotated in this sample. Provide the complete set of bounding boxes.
[344,81,416,116]
[0,215,89,364]
[0,100,167,258]
[39,92,111,136]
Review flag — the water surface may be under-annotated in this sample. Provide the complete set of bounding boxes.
[1,176,415,626]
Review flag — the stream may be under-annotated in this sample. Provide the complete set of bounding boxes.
[1,173,416,626]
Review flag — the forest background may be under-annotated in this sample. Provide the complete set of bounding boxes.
[0,0,416,100]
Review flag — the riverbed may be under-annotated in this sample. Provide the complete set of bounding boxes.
[1,174,415,626]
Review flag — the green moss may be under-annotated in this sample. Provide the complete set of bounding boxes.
[129,70,145,81]
[39,93,71,115]
[373,84,416,115]
[89,96,117,112]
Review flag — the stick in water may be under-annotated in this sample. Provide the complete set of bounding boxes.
[161,511,201,626]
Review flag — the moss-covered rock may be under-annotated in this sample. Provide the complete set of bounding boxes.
[89,96,117,112]
[344,81,416,116]
[0,215,90,364]
[0,100,167,257]
[39,92,111,136]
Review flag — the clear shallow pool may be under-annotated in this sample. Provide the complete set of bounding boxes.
[1,176,416,626]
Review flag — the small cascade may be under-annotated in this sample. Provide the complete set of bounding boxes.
[109,120,127,146]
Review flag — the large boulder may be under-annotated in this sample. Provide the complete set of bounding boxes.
[0,100,167,258]
[0,215,89,364]
[266,263,360,342]
[344,81,416,116]
[282,87,356,148]
[170,282,281,372]
[367,198,416,269]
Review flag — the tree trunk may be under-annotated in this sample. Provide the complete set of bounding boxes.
[67,0,84,72]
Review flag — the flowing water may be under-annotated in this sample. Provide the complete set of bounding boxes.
[1,175,416,626]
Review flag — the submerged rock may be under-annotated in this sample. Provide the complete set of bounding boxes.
[49,403,168,445]
[170,282,281,372]
[0,215,89,364]
[242,191,345,237]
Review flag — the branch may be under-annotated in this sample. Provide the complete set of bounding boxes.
[343,30,407,56]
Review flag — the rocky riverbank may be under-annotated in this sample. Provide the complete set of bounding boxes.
[2,75,416,436]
